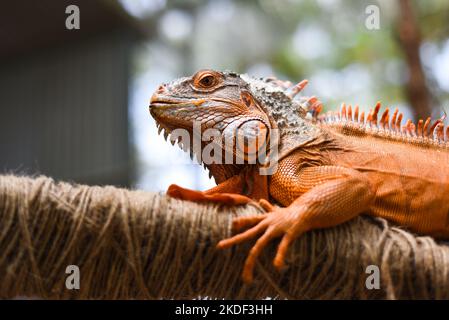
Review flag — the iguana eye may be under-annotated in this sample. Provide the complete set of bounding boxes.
[200,75,215,87]
[193,71,219,89]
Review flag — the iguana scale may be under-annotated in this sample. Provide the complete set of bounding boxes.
[149,69,449,283]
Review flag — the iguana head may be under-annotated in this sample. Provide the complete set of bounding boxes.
[149,69,320,182]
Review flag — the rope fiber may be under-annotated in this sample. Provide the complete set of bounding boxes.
[0,174,448,299]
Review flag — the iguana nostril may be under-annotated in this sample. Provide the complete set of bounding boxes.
[156,84,166,93]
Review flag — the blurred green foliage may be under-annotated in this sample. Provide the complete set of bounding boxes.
[131,0,449,114]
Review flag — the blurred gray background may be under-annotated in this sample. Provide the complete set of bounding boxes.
[0,0,448,191]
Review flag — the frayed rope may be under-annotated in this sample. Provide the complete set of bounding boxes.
[0,175,448,299]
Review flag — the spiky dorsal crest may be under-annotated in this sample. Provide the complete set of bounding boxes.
[311,101,449,146]
[247,74,448,147]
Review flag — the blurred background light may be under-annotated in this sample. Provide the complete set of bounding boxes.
[119,0,166,18]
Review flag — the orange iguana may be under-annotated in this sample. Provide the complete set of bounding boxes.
[149,69,449,283]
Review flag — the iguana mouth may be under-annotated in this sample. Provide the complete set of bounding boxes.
[150,94,205,107]
[149,93,209,142]
[150,94,207,172]
[149,89,248,183]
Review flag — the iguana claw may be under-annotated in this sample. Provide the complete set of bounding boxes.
[217,206,304,284]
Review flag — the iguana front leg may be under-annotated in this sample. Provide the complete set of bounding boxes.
[217,166,375,283]
[167,174,252,205]
[167,168,270,205]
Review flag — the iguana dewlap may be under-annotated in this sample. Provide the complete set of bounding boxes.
[149,69,449,283]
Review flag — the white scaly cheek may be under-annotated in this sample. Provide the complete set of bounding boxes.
[221,118,249,156]
[222,119,268,162]
[235,120,268,160]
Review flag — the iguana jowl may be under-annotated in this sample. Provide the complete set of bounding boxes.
[149,69,449,283]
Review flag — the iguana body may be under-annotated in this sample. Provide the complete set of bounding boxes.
[149,69,449,283]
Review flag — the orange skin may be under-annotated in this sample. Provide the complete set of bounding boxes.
[151,69,449,284]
